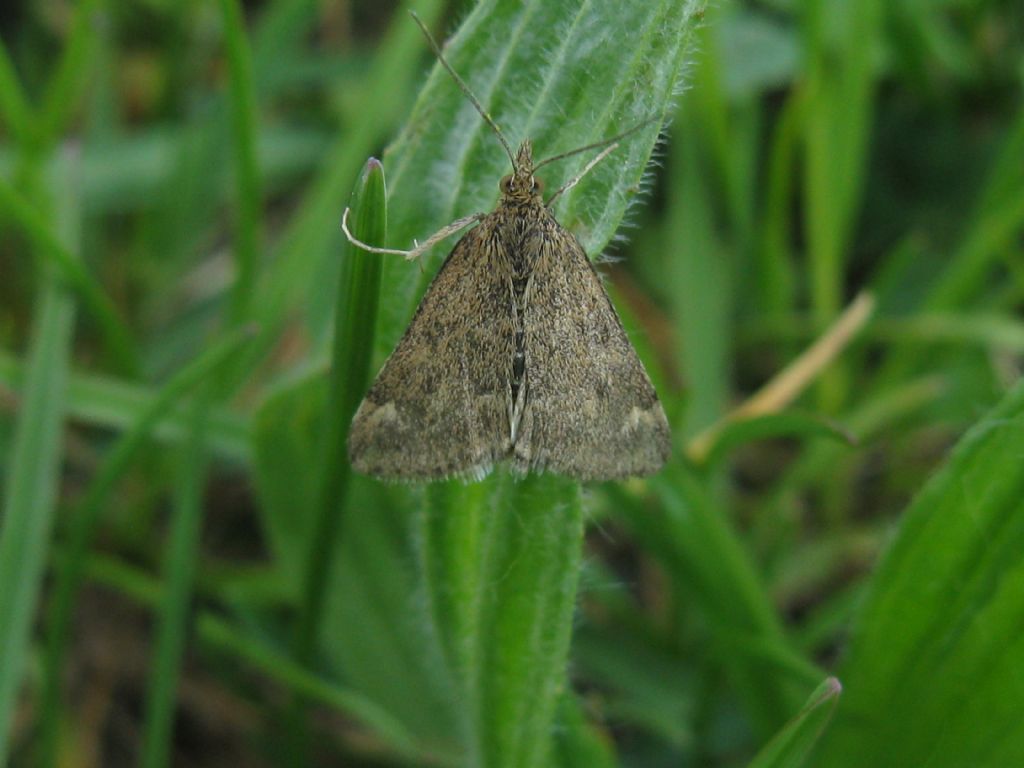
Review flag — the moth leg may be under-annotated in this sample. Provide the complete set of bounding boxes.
[341,208,486,261]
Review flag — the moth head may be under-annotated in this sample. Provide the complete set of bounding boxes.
[501,140,544,200]
[499,173,544,199]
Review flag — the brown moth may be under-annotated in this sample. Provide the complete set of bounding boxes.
[344,15,670,482]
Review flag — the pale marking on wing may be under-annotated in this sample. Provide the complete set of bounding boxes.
[363,401,399,428]
[622,406,659,434]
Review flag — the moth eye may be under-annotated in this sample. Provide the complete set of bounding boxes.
[532,177,544,193]
[500,175,512,193]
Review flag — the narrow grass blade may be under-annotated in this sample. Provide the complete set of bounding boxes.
[139,397,210,768]
[37,327,254,767]
[695,411,854,469]
[0,39,33,145]
[287,157,386,760]
[0,177,138,374]
[757,92,800,320]
[748,677,841,768]
[667,114,731,436]
[34,0,102,153]
[218,0,263,326]
[0,178,79,761]
[0,351,250,462]
[800,0,882,410]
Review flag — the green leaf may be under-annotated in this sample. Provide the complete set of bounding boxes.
[418,474,583,767]
[667,112,731,436]
[253,157,385,586]
[813,378,1024,766]
[748,677,841,768]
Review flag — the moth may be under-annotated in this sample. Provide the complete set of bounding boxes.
[343,15,671,482]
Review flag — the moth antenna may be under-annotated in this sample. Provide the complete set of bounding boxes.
[545,143,618,208]
[533,116,660,172]
[411,12,517,171]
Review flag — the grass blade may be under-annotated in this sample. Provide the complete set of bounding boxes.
[139,398,210,768]
[287,157,386,760]
[0,38,33,145]
[0,352,250,462]
[37,327,254,767]
[748,677,842,768]
[0,177,138,375]
[0,170,79,761]
[800,0,882,410]
[218,0,263,326]
[34,0,102,154]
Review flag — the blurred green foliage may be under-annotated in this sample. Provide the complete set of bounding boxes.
[1,0,1023,766]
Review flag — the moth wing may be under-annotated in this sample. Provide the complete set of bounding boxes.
[348,221,514,480]
[515,221,670,479]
